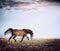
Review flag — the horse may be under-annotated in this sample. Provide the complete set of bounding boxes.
[4,28,33,42]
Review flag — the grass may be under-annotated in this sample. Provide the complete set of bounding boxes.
[0,38,60,51]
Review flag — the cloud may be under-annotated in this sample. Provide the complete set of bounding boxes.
[45,0,60,3]
[0,0,60,10]
[33,0,60,2]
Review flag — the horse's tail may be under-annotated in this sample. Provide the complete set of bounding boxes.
[4,28,13,35]
[4,30,8,35]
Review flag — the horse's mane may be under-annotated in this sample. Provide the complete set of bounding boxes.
[22,29,33,35]
[22,29,31,32]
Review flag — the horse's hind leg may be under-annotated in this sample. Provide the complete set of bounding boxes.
[8,35,13,41]
[20,35,25,42]
[13,36,16,42]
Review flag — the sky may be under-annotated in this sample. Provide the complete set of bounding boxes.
[0,0,60,39]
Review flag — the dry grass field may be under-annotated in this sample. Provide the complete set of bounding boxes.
[0,38,60,51]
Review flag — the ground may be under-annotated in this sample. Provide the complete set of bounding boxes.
[0,38,60,51]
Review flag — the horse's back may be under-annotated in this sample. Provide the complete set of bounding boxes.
[13,30,26,36]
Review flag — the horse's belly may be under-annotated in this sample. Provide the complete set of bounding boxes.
[19,33,24,36]
[13,31,25,36]
[19,31,25,36]
[13,32,19,36]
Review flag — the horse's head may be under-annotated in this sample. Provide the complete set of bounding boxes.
[23,29,33,39]
[29,30,33,39]
[4,28,13,35]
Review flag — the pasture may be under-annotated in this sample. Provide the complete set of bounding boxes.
[0,38,60,51]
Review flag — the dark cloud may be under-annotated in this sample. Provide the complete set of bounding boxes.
[33,0,60,3]
[46,0,60,3]
[0,0,60,10]
[0,0,31,8]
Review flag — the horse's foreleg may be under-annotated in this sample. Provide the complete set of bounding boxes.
[13,36,16,42]
[26,36,29,40]
[20,35,25,42]
[8,35,13,41]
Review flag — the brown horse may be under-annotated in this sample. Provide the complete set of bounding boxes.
[4,28,33,42]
